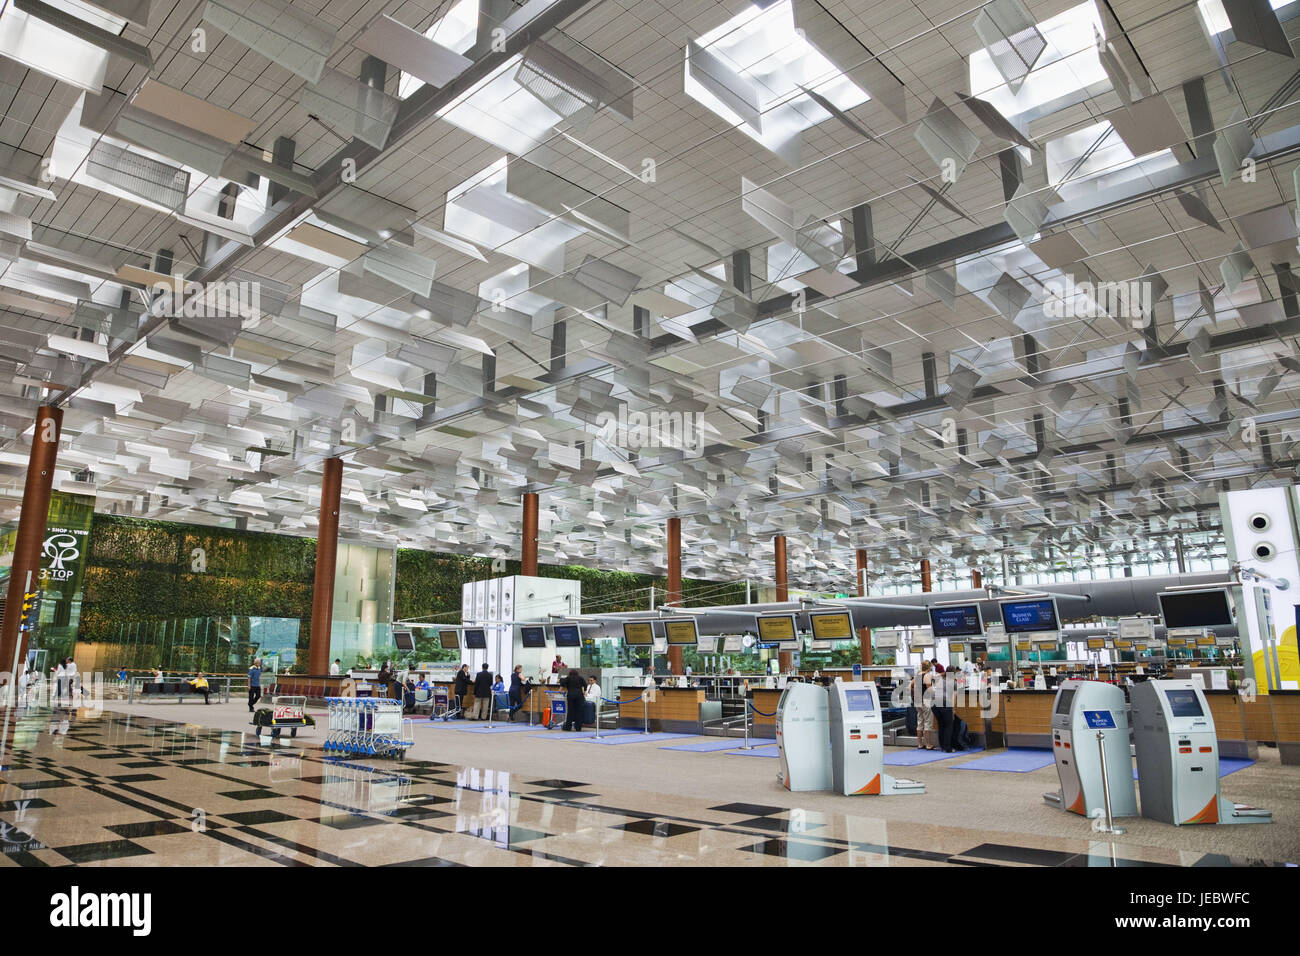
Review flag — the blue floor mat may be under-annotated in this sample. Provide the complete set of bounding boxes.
[586,732,696,745]
[528,730,637,740]
[1134,757,1254,780]
[951,748,1056,773]
[661,738,757,752]
[885,747,985,766]
[724,745,779,758]
[455,724,542,734]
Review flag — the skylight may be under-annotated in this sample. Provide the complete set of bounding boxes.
[1197,0,1295,37]
[684,0,869,161]
[1044,121,1178,190]
[968,1,1106,121]
[436,56,565,155]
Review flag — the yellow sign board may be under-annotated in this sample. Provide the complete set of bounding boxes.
[1087,638,1106,650]
[622,622,654,645]
[757,615,797,641]
[664,619,699,645]
[810,611,853,640]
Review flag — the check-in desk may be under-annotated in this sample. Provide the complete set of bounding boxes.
[955,689,1005,749]
[616,685,710,734]
[748,688,783,739]
[1270,690,1300,765]
[273,675,346,701]
[1001,689,1056,749]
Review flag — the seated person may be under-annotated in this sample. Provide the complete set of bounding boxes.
[584,675,601,724]
[402,676,417,713]
[187,672,211,704]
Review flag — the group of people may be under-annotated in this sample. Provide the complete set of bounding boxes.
[910,657,991,752]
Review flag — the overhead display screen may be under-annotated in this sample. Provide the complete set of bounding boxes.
[696,635,718,653]
[999,598,1061,633]
[928,604,983,637]
[463,628,487,649]
[553,624,581,647]
[722,636,744,652]
[842,689,875,713]
[809,611,853,640]
[438,630,461,650]
[519,625,547,648]
[756,615,798,642]
[393,629,414,651]
[664,618,699,645]
[622,622,655,645]
[1158,589,1233,629]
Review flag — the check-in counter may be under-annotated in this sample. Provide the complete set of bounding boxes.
[809,667,894,684]
[1272,691,1300,765]
[274,675,346,701]
[748,688,782,739]
[1202,690,1256,759]
[1000,689,1056,749]
[955,692,1005,749]
[616,685,710,734]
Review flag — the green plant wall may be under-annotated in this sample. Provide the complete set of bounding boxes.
[78,516,751,659]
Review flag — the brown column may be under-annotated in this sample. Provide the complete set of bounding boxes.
[0,405,63,676]
[521,492,538,577]
[308,457,343,674]
[775,535,791,671]
[855,548,871,668]
[971,568,983,589]
[920,558,932,593]
[666,517,682,674]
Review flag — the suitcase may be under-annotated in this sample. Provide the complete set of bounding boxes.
[952,717,971,750]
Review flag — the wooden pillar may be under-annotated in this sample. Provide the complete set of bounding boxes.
[521,492,538,577]
[856,548,871,667]
[666,517,682,674]
[775,535,791,671]
[0,405,63,676]
[971,568,983,589]
[308,457,343,674]
[920,558,932,593]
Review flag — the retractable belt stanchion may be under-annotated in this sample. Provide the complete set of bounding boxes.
[1094,730,1125,835]
[594,697,601,740]
[743,700,752,750]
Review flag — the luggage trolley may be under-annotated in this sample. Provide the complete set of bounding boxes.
[323,698,415,757]
[252,695,312,740]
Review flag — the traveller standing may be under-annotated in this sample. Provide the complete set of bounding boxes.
[508,665,526,721]
[562,667,586,732]
[473,663,493,720]
[913,661,937,751]
[53,659,66,707]
[453,664,471,718]
[248,659,262,712]
[66,658,79,704]
[330,659,341,676]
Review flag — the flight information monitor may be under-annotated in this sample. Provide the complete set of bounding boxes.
[622,621,655,645]
[696,635,718,653]
[462,628,487,649]
[842,688,875,713]
[809,610,853,640]
[999,597,1061,633]
[722,635,744,652]
[928,604,983,637]
[1157,589,1233,629]
[756,614,798,642]
[393,629,415,651]
[1165,688,1204,718]
[437,630,461,650]
[664,618,699,645]
[519,625,547,648]
[553,624,581,647]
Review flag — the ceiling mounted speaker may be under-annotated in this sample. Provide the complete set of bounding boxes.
[86,140,190,213]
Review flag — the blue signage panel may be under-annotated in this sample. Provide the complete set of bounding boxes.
[1083,710,1116,729]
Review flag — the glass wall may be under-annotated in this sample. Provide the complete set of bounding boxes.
[328,541,396,669]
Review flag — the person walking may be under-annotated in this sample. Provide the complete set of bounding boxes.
[453,664,471,719]
[53,659,66,707]
[66,658,80,704]
[561,667,586,732]
[472,663,493,720]
[248,659,262,712]
[508,665,526,721]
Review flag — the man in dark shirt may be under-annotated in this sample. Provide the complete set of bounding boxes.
[248,660,262,712]
[453,664,471,719]
[472,663,494,720]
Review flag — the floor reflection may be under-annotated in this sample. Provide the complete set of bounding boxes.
[0,707,1291,868]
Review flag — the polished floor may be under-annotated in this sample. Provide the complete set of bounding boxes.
[0,704,1292,867]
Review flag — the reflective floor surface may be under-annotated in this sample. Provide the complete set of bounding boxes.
[0,707,1291,867]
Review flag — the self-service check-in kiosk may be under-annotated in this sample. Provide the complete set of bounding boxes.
[1043,680,1136,818]
[776,682,832,792]
[1130,680,1270,826]
[828,681,924,796]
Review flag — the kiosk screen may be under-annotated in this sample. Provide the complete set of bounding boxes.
[519,625,547,648]
[553,624,581,647]
[1055,688,1076,715]
[1165,689,1204,717]
[462,628,487,649]
[843,689,875,713]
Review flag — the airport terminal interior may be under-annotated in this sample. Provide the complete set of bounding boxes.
[0,0,1299,872]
